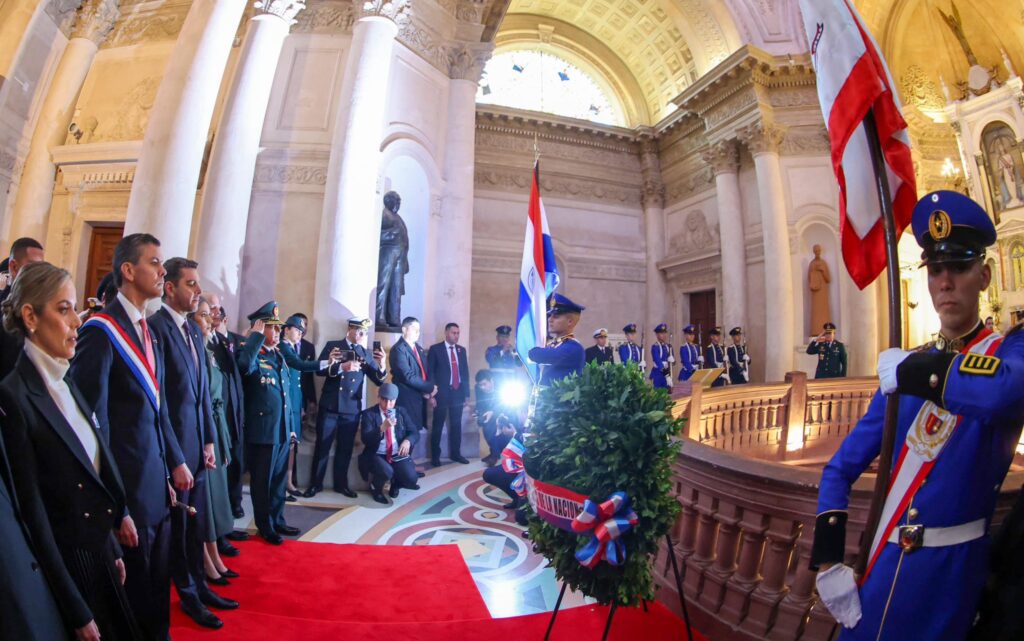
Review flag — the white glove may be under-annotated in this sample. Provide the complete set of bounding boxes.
[667,355,675,364]
[744,354,751,363]
[666,377,673,387]
[815,564,862,629]
[697,356,704,364]
[639,360,647,369]
[877,348,911,395]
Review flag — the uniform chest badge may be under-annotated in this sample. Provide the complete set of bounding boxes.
[908,405,959,460]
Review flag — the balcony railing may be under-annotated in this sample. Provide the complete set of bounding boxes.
[655,373,1024,641]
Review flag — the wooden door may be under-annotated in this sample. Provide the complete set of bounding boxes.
[688,290,717,346]
[83,225,123,306]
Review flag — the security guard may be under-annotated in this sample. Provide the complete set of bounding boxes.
[485,325,522,371]
[679,324,703,381]
[807,322,848,379]
[585,328,615,365]
[618,323,644,369]
[528,294,586,386]
[705,327,727,387]
[650,323,673,389]
[812,191,1024,641]
[726,327,750,384]
[237,302,299,545]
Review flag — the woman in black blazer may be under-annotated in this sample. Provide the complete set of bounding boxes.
[0,262,141,641]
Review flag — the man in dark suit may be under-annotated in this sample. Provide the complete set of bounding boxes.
[292,312,317,416]
[427,322,470,467]
[0,412,68,640]
[388,316,435,429]
[148,257,236,627]
[71,233,194,641]
[305,317,386,498]
[0,237,44,375]
[357,383,420,504]
[585,328,615,365]
[206,293,246,519]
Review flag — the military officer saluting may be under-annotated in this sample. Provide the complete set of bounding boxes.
[650,323,673,389]
[726,327,750,384]
[618,323,644,369]
[807,322,848,379]
[812,191,1024,641]
[585,328,614,365]
[679,324,703,380]
[528,294,586,386]
[705,327,727,387]
[485,325,522,372]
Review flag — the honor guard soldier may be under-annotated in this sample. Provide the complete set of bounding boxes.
[618,324,644,368]
[726,327,751,384]
[705,327,727,387]
[650,323,673,389]
[485,325,522,372]
[528,294,586,386]
[807,322,848,379]
[585,328,615,365]
[679,324,703,380]
[812,191,1024,641]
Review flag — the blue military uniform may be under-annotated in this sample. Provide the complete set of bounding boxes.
[618,324,643,365]
[528,294,586,386]
[705,328,727,387]
[650,323,673,389]
[485,325,522,371]
[808,322,848,379]
[812,191,1024,641]
[679,325,702,381]
[726,327,750,384]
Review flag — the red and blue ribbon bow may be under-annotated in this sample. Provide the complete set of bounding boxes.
[571,491,638,568]
[501,437,527,497]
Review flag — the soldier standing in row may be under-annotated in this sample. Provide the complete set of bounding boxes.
[726,327,750,385]
[679,324,703,381]
[705,327,727,387]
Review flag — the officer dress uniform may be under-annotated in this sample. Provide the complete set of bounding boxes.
[236,302,295,543]
[618,324,643,366]
[679,325,702,381]
[650,324,673,389]
[705,328,728,387]
[726,327,750,385]
[485,326,522,376]
[808,323,848,379]
[812,192,1024,641]
[527,294,586,386]
[585,329,615,365]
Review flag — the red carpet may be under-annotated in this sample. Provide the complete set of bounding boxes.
[171,540,704,641]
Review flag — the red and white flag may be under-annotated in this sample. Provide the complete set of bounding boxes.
[799,0,917,289]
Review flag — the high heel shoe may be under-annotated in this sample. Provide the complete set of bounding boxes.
[220,568,239,579]
[205,573,230,586]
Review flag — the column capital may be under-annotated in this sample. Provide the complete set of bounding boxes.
[739,122,787,156]
[254,0,306,24]
[446,42,493,81]
[701,140,739,175]
[71,0,120,45]
[355,0,411,25]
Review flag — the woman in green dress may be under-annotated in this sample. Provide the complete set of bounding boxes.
[190,298,237,584]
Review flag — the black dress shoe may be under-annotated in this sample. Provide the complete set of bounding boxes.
[431,458,442,468]
[221,568,239,579]
[417,471,425,478]
[302,486,321,498]
[226,530,249,542]
[335,487,357,498]
[371,493,388,504]
[232,507,244,519]
[409,484,420,491]
[260,531,284,545]
[276,524,301,536]
[388,485,400,499]
[287,488,302,497]
[285,494,298,503]
[200,589,239,610]
[205,573,230,586]
[217,540,239,557]
[180,601,223,629]
[452,455,470,464]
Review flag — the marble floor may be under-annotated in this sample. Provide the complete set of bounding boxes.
[232,458,594,618]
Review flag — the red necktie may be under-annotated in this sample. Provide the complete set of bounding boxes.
[139,318,156,373]
[449,345,460,390]
[384,415,394,464]
[412,343,426,380]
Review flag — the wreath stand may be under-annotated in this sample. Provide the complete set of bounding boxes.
[543,534,694,641]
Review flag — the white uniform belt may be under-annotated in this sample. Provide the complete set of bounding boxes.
[886,518,985,548]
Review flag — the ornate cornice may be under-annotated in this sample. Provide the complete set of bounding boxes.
[253,163,327,185]
[446,41,493,81]
[72,0,120,45]
[475,167,642,206]
[254,0,306,24]
[700,140,739,175]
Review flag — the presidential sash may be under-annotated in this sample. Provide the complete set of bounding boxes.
[82,314,160,412]
[861,330,1003,583]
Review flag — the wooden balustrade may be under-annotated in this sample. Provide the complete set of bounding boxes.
[655,377,1024,640]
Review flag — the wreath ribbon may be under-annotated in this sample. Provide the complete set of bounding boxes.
[500,437,527,497]
[571,491,638,568]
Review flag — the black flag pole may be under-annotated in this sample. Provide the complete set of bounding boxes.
[854,108,903,577]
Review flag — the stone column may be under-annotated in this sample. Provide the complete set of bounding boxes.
[639,131,668,332]
[741,122,794,381]
[122,0,248,257]
[702,140,746,331]
[312,0,409,339]
[9,0,118,243]
[194,0,304,322]
[432,42,491,343]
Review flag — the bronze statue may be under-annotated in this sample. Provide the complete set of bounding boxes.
[808,244,832,336]
[375,191,409,330]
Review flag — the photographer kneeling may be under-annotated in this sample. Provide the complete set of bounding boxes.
[357,384,420,504]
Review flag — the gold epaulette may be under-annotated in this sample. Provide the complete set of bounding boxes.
[910,341,936,353]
